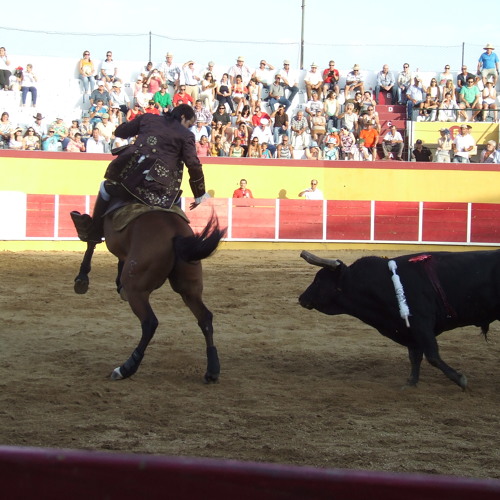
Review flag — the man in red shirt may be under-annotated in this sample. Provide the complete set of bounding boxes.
[322,60,340,96]
[144,100,160,115]
[232,179,254,198]
[359,121,379,160]
[173,85,194,107]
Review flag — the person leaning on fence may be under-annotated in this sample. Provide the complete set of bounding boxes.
[480,140,500,163]
[412,139,432,162]
[435,128,452,163]
[299,179,323,200]
[452,124,476,163]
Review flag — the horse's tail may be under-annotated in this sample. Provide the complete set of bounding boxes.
[174,213,227,262]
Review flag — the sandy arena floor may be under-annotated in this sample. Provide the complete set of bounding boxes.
[0,249,499,479]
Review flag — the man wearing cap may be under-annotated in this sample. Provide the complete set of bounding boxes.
[159,52,180,96]
[480,140,500,163]
[345,64,365,97]
[228,56,252,86]
[304,62,323,100]
[109,81,130,117]
[31,112,47,138]
[477,43,500,86]
[267,74,292,112]
[252,60,275,91]
[382,124,403,160]
[251,118,275,156]
[89,80,110,107]
[278,60,299,105]
[412,139,432,162]
[452,124,476,163]
[435,128,452,163]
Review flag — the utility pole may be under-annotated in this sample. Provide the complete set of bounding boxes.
[300,0,305,70]
[149,31,152,63]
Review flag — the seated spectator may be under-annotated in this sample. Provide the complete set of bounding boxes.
[109,105,123,126]
[406,77,426,120]
[190,120,209,142]
[381,124,404,160]
[324,91,340,130]
[109,81,130,117]
[95,113,116,152]
[51,116,70,149]
[216,73,235,113]
[270,104,289,144]
[276,135,292,159]
[247,136,261,158]
[374,64,396,104]
[32,112,47,138]
[435,128,452,163]
[210,134,228,157]
[42,128,60,151]
[443,79,456,103]
[426,77,441,103]
[412,139,432,162]
[481,81,497,122]
[86,128,106,153]
[111,135,128,150]
[144,99,161,115]
[154,84,173,114]
[233,179,254,198]
[68,119,81,139]
[338,102,358,135]
[194,99,213,137]
[200,72,216,111]
[480,140,500,163]
[339,126,356,160]
[310,109,327,146]
[290,110,309,149]
[231,74,248,111]
[229,137,245,157]
[196,135,210,157]
[438,64,453,91]
[418,95,439,122]
[100,50,118,86]
[228,56,252,87]
[22,127,40,150]
[136,83,153,111]
[324,127,340,148]
[21,64,37,107]
[251,105,271,127]
[456,65,474,99]
[233,121,249,153]
[304,141,323,160]
[359,105,380,132]
[139,61,153,83]
[351,138,372,161]
[260,142,272,158]
[304,62,323,100]
[90,80,110,107]
[278,60,299,105]
[458,76,481,121]
[0,111,14,149]
[438,92,459,122]
[66,132,86,152]
[322,60,340,97]
[360,91,376,113]
[126,103,144,122]
[251,118,275,156]
[146,68,165,94]
[211,105,233,139]
[345,64,364,97]
[0,47,11,91]
[252,60,275,93]
[79,113,93,139]
[173,85,194,107]
[358,121,379,160]
[452,124,476,163]
[305,91,324,120]
[397,63,412,104]
[266,74,291,112]
[247,78,260,111]
[236,104,253,136]
[323,137,340,160]
[78,50,95,95]
[10,66,22,91]
[89,99,109,126]
[9,128,24,150]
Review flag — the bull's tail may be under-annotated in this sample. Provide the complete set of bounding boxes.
[174,213,226,262]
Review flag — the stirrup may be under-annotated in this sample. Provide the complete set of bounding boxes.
[70,211,103,244]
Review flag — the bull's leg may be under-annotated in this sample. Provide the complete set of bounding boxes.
[407,346,423,387]
[169,261,220,383]
[74,242,97,294]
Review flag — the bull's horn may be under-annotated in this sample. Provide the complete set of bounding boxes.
[300,250,341,269]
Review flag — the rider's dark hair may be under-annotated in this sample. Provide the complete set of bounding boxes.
[169,104,195,122]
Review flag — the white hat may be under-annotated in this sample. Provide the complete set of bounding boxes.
[484,43,495,50]
[260,118,269,125]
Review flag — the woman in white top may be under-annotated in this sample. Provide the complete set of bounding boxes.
[482,81,497,122]
[200,71,216,111]
[21,64,37,106]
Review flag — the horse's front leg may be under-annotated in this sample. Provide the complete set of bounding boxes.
[74,242,96,294]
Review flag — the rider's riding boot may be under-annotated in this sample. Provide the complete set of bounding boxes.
[70,192,110,244]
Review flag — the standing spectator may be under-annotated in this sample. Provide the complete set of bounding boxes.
[477,43,500,86]
[374,64,396,104]
[89,80,110,107]
[345,64,364,97]
[182,60,201,101]
[228,56,252,86]
[480,140,500,163]
[267,74,291,112]
[412,139,432,162]
[31,112,47,138]
[215,73,234,113]
[109,81,130,117]
[78,50,95,95]
[199,72,216,111]
[159,52,180,95]
[458,76,481,121]
[381,124,403,160]
[299,179,323,199]
[435,128,452,163]
[278,60,299,105]
[452,124,476,163]
[406,77,426,120]
[20,64,37,107]
[252,60,275,93]
[100,50,118,85]
[233,179,254,198]
[304,62,323,100]
[322,60,340,97]
[397,63,412,104]
[0,47,11,90]
[86,128,106,153]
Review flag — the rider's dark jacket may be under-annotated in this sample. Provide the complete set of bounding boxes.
[104,113,206,208]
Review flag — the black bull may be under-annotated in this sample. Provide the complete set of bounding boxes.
[298,249,500,389]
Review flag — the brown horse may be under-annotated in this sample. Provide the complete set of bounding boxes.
[74,205,226,382]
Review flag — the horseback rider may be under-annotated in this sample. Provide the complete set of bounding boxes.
[71,103,210,243]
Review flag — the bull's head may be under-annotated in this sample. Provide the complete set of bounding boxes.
[299,251,346,315]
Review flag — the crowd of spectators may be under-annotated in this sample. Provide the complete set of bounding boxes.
[0,44,499,162]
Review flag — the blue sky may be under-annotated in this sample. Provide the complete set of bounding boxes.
[1,0,498,73]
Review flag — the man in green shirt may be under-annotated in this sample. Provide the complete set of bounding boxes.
[153,84,173,114]
[458,77,481,121]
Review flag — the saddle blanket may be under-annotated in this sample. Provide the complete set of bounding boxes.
[111,203,190,232]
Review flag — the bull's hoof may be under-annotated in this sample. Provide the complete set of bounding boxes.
[203,372,219,384]
[74,277,89,294]
[110,367,124,380]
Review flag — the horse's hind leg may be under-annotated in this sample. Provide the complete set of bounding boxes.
[74,242,96,294]
[169,262,220,383]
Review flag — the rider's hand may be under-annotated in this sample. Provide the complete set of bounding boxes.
[190,192,211,210]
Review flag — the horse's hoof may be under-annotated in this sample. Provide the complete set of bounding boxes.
[459,374,468,391]
[119,287,128,302]
[204,372,219,384]
[74,278,89,294]
[110,367,124,380]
